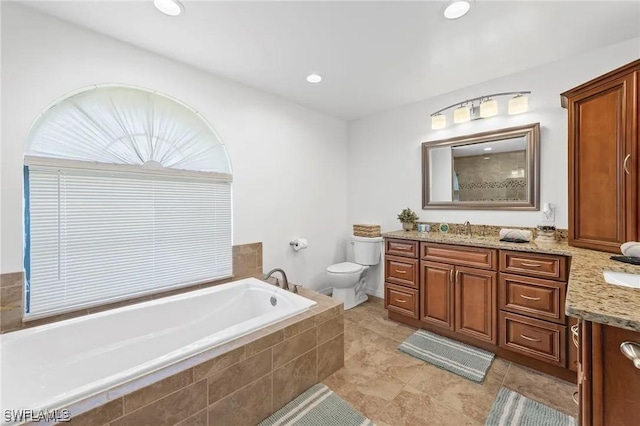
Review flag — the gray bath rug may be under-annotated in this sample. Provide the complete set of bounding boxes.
[486,388,576,426]
[398,329,495,382]
[259,384,374,426]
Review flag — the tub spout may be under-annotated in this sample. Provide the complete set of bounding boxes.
[263,268,290,291]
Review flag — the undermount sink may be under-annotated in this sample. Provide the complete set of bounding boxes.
[603,271,640,289]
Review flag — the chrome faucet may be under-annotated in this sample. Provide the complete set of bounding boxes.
[263,268,290,291]
[464,221,472,237]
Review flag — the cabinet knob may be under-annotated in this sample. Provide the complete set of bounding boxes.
[620,341,640,369]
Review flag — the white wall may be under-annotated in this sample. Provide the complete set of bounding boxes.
[347,37,640,297]
[0,3,349,292]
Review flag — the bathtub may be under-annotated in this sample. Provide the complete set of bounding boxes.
[0,277,316,423]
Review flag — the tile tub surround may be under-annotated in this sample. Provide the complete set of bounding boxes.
[383,230,640,332]
[323,297,577,424]
[0,242,263,333]
[33,289,343,426]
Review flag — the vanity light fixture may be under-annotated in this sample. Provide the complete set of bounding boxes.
[443,0,472,20]
[479,98,498,118]
[306,73,323,84]
[453,105,471,124]
[153,0,183,16]
[431,113,447,130]
[484,147,492,151]
[508,94,529,115]
[429,91,531,130]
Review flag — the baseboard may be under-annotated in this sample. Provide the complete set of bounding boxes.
[365,287,384,299]
[316,287,333,296]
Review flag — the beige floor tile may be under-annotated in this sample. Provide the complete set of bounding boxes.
[502,364,578,417]
[374,385,481,426]
[343,321,387,360]
[407,359,510,423]
[344,304,416,343]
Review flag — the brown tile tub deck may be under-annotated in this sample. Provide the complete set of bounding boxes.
[33,288,343,426]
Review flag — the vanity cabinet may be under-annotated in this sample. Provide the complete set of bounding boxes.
[384,237,575,381]
[562,59,640,253]
[577,321,640,426]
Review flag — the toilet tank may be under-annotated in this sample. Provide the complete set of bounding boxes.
[352,236,383,265]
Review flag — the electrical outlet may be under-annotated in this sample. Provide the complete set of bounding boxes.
[541,204,555,223]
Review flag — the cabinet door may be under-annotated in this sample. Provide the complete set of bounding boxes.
[420,261,454,330]
[590,323,640,426]
[455,266,497,344]
[568,73,638,252]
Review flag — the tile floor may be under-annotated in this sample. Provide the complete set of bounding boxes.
[322,296,578,425]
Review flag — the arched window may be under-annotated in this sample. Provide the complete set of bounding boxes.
[24,85,232,319]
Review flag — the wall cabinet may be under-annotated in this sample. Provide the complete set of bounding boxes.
[577,321,640,426]
[562,59,640,253]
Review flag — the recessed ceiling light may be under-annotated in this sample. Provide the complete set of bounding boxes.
[444,1,472,20]
[154,0,183,16]
[306,74,322,84]
[484,147,492,151]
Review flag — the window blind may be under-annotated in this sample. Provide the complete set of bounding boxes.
[25,164,232,319]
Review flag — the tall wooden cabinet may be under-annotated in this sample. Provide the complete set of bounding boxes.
[561,60,640,253]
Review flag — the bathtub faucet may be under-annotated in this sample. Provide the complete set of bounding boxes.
[263,268,290,291]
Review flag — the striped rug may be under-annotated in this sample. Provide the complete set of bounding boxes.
[486,388,576,426]
[398,329,495,382]
[259,384,374,426]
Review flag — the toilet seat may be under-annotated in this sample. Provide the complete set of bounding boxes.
[327,262,363,274]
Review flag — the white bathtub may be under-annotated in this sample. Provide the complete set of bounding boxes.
[0,277,316,423]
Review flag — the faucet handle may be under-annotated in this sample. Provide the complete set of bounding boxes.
[293,284,302,294]
[273,278,280,287]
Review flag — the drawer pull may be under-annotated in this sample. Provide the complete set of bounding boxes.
[571,324,579,348]
[394,269,407,274]
[394,297,407,303]
[520,334,542,342]
[520,262,541,267]
[572,391,579,405]
[620,341,640,369]
[396,246,411,251]
[520,294,542,301]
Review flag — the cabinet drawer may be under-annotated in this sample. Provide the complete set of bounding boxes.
[500,250,568,281]
[386,239,419,258]
[385,255,419,288]
[385,283,419,319]
[421,242,497,270]
[500,311,566,367]
[499,273,566,324]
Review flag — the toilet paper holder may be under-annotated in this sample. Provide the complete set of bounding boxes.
[289,238,308,251]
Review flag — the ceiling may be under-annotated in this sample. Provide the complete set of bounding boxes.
[20,1,640,120]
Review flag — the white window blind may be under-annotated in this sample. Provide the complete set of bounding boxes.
[26,163,232,319]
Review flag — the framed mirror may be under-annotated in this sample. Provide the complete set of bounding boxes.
[422,123,540,210]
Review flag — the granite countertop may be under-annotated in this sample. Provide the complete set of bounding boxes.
[382,230,640,332]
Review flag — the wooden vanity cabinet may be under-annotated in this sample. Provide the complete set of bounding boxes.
[384,238,574,380]
[577,321,640,426]
[562,59,640,253]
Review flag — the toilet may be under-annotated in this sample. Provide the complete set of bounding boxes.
[326,236,383,310]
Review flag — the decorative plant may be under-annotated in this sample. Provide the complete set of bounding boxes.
[397,208,419,224]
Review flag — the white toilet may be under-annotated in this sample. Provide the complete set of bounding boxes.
[326,236,382,310]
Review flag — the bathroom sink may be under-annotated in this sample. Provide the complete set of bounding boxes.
[603,271,640,289]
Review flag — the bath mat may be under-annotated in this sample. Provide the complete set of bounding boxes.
[398,329,494,382]
[485,387,576,426]
[259,384,374,426]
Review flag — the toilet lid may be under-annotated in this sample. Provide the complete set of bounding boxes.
[327,262,363,274]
